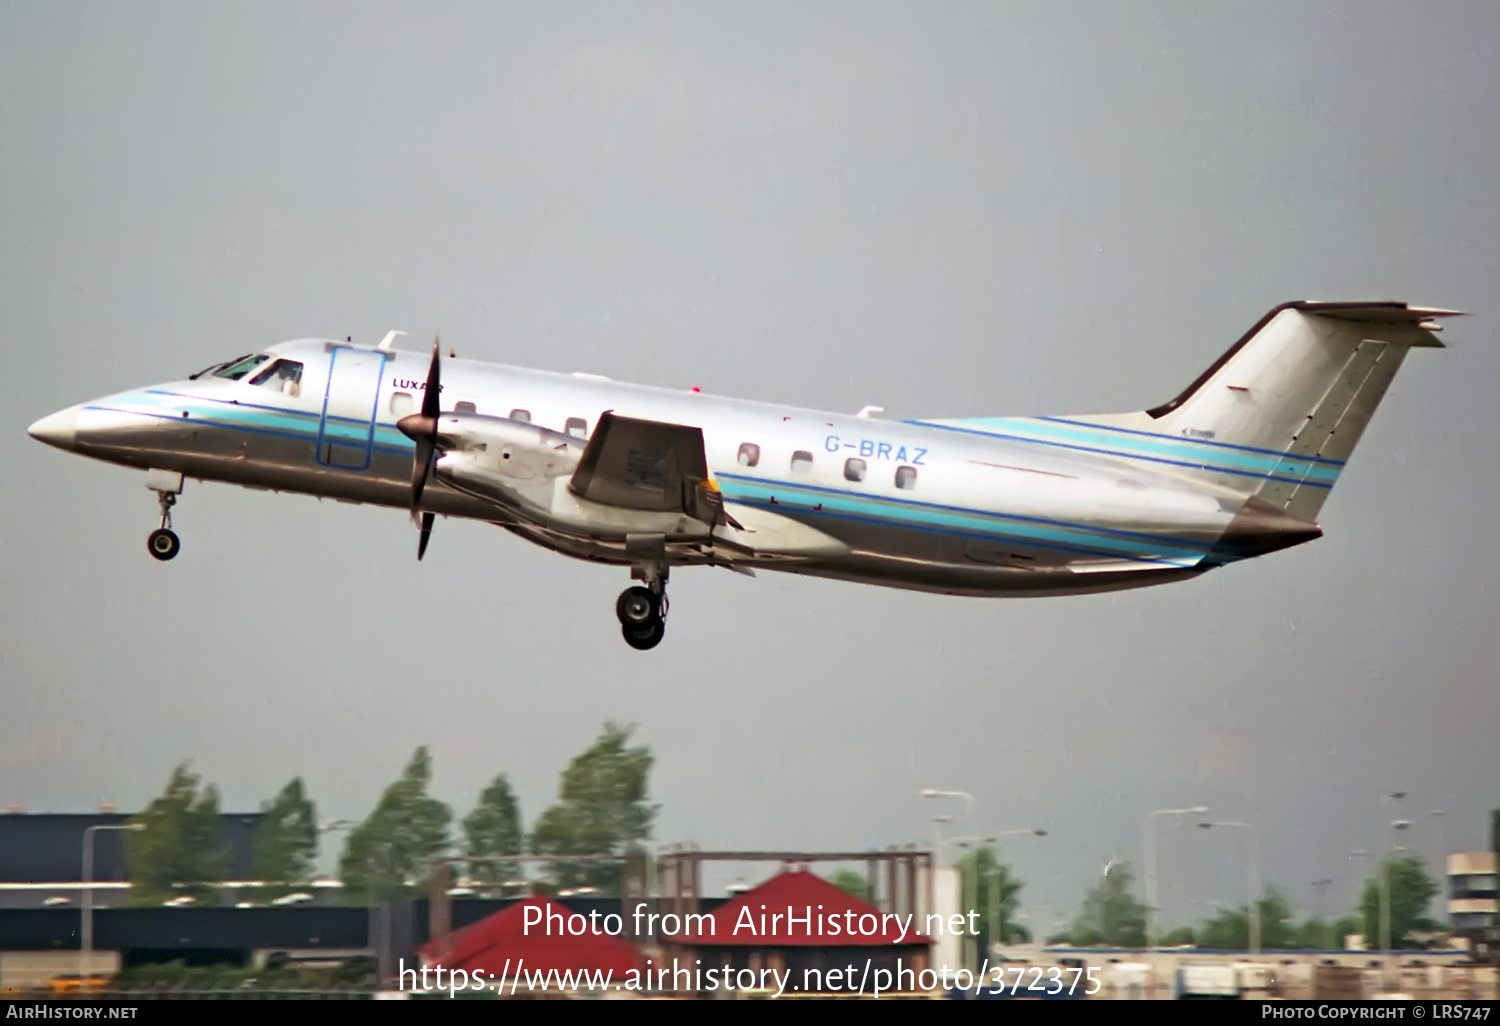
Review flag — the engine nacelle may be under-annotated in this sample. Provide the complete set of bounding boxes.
[430,412,586,480]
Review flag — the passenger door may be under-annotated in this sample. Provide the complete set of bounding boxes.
[317,346,387,470]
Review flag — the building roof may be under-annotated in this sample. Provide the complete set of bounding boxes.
[417,895,642,977]
[694,867,929,947]
[0,813,264,883]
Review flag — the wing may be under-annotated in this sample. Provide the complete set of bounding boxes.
[568,411,740,527]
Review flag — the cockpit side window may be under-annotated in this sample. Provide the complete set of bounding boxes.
[212,354,271,381]
[249,359,304,397]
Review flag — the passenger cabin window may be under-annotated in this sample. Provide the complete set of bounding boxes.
[249,359,303,397]
[895,466,918,490]
[566,417,588,439]
[390,392,414,417]
[738,443,760,467]
[212,354,271,381]
[454,401,477,414]
[510,409,531,423]
[790,450,813,474]
[844,457,866,482]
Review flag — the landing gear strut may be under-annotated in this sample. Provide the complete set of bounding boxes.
[147,484,181,562]
[617,565,668,650]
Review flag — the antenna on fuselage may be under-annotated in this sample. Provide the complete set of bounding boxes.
[856,406,885,419]
[377,330,407,352]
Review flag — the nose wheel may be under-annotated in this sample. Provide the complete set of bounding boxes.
[147,490,181,561]
[616,568,668,650]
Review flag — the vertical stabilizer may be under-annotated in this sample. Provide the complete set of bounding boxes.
[1063,301,1457,521]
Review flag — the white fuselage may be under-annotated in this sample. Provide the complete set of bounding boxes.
[28,337,1318,598]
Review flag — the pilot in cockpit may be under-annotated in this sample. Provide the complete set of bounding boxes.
[250,359,303,398]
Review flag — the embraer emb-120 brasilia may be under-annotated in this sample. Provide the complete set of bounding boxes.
[29,300,1458,650]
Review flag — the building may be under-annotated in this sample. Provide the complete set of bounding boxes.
[0,812,265,910]
[671,866,932,992]
[1448,852,1498,957]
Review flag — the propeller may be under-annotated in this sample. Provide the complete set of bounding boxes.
[396,337,444,560]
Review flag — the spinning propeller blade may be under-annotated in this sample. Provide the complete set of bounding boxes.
[396,337,444,560]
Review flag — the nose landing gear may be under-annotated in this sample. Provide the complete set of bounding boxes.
[145,470,183,562]
[617,565,668,650]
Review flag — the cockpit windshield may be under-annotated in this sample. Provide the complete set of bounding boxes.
[210,354,272,381]
[248,359,304,397]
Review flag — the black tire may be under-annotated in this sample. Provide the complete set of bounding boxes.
[615,586,659,627]
[621,620,664,651]
[147,528,180,561]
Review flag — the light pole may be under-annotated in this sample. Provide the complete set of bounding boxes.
[987,830,1047,955]
[81,823,144,988]
[1312,879,1334,924]
[922,790,976,843]
[1197,821,1261,955]
[931,814,954,863]
[1349,849,1377,951]
[1144,806,1209,949]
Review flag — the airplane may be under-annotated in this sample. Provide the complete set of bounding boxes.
[27,300,1458,651]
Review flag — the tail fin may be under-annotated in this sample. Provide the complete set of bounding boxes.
[1067,301,1460,520]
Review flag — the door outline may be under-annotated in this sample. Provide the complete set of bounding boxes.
[317,347,387,471]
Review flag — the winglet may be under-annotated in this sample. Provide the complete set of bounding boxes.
[377,330,408,352]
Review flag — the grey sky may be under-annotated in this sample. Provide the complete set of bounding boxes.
[3,2,1497,930]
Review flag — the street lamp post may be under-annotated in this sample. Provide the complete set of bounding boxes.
[949,829,1046,967]
[81,823,144,988]
[1198,821,1262,955]
[1144,806,1209,949]
[987,830,1046,955]
[921,790,977,844]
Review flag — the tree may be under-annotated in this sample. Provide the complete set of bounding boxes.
[124,763,228,904]
[1295,917,1355,951]
[1196,889,1297,950]
[1161,925,1197,947]
[1048,862,1147,948]
[252,778,318,901]
[463,774,523,889]
[959,847,1029,950]
[528,723,658,889]
[828,869,871,903]
[1357,853,1440,949]
[338,747,452,904]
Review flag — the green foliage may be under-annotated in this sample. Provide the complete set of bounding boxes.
[463,774,524,887]
[828,869,871,903]
[959,847,1028,949]
[124,763,228,904]
[252,778,318,900]
[1196,889,1297,950]
[1357,853,1440,948]
[1160,925,1197,947]
[1296,916,1360,950]
[111,958,375,993]
[1048,862,1146,948]
[338,747,453,903]
[528,723,658,889]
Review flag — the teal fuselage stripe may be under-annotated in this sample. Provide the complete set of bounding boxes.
[714,472,1208,567]
[95,391,416,455]
[1037,416,1345,466]
[910,418,1338,489]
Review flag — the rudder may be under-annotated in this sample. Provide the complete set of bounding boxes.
[1073,301,1458,521]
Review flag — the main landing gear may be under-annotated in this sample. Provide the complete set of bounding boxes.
[616,566,668,650]
[145,470,183,562]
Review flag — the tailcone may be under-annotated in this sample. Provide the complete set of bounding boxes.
[1208,495,1323,563]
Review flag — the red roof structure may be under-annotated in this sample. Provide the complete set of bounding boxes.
[697,867,929,947]
[417,895,642,977]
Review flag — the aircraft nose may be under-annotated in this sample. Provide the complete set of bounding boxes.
[28,405,81,451]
